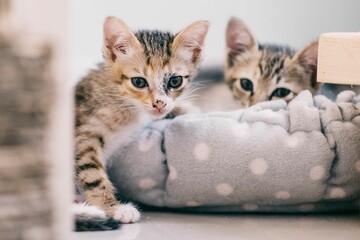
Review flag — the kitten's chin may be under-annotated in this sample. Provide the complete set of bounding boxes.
[147,110,169,120]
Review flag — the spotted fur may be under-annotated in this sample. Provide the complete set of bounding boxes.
[74,17,209,230]
[225,17,320,108]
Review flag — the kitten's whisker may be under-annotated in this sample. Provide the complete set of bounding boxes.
[176,83,204,103]
[175,94,202,105]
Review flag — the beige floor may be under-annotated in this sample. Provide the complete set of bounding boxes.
[74,211,360,240]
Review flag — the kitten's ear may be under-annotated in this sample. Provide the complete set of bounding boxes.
[293,40,319,88]
[172,21,209,64]
[103,17,141,62]
[226,17,258,62]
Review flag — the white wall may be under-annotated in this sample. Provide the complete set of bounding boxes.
[71,0,360,83]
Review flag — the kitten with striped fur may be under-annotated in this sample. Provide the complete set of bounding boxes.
[225,17,320,107]
[74,17,208,229]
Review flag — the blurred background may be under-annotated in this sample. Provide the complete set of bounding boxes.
[71,0,360,84]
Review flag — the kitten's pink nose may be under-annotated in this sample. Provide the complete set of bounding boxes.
[152,99,167,111]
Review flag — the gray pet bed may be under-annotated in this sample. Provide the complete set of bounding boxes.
[108,90,360,212]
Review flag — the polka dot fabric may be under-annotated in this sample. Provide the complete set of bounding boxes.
[108,91,360,212]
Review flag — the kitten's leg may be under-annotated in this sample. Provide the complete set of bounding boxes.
[75,131,140,223]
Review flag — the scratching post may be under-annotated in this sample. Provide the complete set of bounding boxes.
[0,36,54,240]
[0,0,72,239]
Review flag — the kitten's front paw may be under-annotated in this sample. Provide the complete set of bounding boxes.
[113,203,141,223]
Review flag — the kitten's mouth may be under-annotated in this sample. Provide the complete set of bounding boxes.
[148,109,169,119]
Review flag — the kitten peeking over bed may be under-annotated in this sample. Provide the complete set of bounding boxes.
[74,17,208,231]
[225,17,320,107]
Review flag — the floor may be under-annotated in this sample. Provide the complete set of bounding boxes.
[74,211,360,240]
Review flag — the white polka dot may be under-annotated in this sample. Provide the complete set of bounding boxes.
[275,190,291,200]
[138,138,154,152]
[215,183,234,196]
[309,165,326,181]
[287,135,299,148]
[242,203,258,211]
[249,158,268,175]
[186,201,201,207]
[230,123,248,138]
[355,160,360,173]
[299,204,315,212]
[138,178,156,190]
[329,187,346,199]
[194,143,210,161]
[168,165,177,181]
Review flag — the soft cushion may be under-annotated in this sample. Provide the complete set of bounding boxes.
[108,90,360,212]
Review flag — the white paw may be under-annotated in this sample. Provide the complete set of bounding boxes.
[113,203,141,223]
[72,202,106,219]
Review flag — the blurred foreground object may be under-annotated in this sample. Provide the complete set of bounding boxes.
[318,32,360,85]
[0,1,55,239]
[0,0,72,239]
[0,29,54,240]
[0,0,10,33]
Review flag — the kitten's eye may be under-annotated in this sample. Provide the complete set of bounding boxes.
[131,77,148,89]
[168,76,183,89]
[240,78,253,92]
[271,88,291,98]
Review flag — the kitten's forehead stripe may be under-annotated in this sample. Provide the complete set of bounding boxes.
[135,30,174,67]
[272,58,285,78]
[258,64,263,75]
[269,56,285,79]
[121,74,129,80]
[258,44,295,80]
[259,44,295,55]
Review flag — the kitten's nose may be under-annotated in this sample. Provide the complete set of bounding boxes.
[152,99,167,111]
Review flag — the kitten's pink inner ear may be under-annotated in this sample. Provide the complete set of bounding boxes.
[226,17,257,57]
[173,21,209,63]
[103,17,137,62]
[296,41,319,67]
[294,40,319,88]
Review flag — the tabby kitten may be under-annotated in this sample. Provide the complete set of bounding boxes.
[225,17,320,107]
[75,17,209,227]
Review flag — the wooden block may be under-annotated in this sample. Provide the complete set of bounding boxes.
[317,32,360,85]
